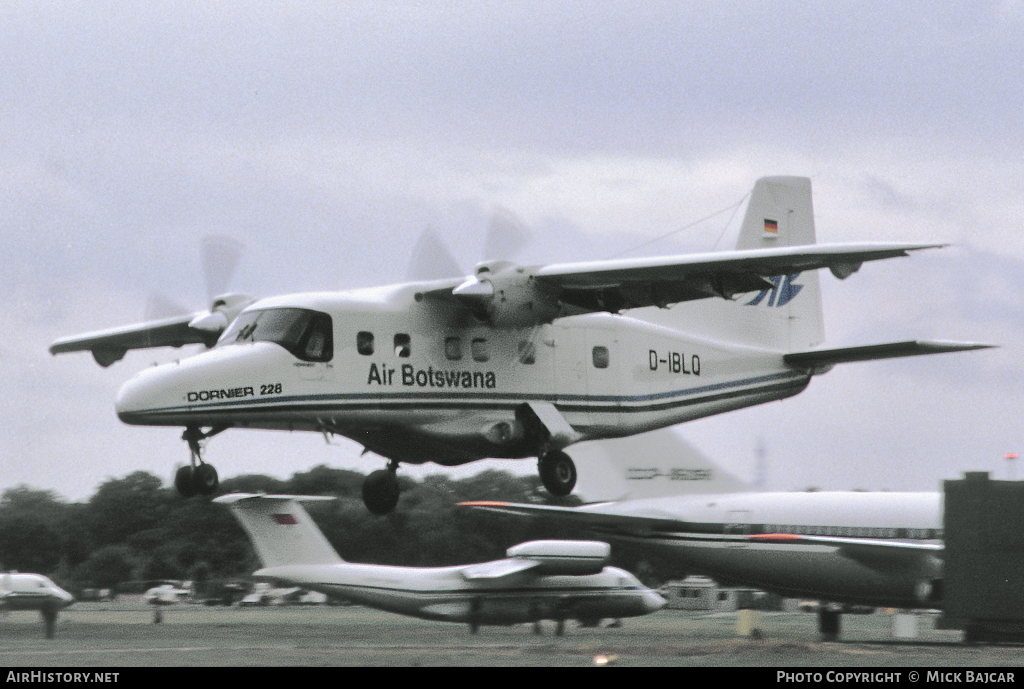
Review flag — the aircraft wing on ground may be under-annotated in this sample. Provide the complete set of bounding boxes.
[460,558,542,581]
[459,501,686,535]
[748,533,942,571]
[461,502,944,573]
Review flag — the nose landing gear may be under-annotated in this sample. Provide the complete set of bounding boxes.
[175,425,228,498]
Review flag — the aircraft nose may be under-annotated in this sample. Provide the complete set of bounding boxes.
[643,589,667,613]
[115,365,179,425]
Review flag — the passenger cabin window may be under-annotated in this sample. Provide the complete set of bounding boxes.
[445,337,462,361]
[394,333,411,358]
[357,331,374,355]
[592,345,609,369]
[471,337,489,362]
[518,340,536,365]
[218,307,333,362]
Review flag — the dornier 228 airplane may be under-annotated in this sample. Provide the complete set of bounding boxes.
[49,177,990,514]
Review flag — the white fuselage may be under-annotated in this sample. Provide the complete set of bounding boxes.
[1,574,75,612]
[115,284,809,466]
[581,491,943,608]
[254,561,664,625]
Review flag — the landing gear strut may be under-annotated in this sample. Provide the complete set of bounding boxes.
[538,450,577,497]
[175,425,227,498]
[362,460,400,515]
[818,605,842,641]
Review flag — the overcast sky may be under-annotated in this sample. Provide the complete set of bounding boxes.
[2,2,1022,502]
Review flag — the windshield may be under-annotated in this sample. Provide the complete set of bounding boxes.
[218,308,333,362]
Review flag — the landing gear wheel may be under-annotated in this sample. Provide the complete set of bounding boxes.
[539,450,577,497]
[175,466,198,498]
[193,463,219,495]
[362,469,400,515]
[174,464,219,497]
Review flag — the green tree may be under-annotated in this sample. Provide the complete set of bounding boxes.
[87,472,171,547]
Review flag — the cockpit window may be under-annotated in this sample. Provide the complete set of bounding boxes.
[219,308,333,362]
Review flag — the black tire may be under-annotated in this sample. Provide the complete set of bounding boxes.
[193,463,219,495]
[362,469,400,515]
[539,451,577,496]
[175,466,198,498]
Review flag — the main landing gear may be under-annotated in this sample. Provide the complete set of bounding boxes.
[175,425,227,498]
[359,449,578,516]
[818,604,842,641]
[538,450,577,497]
[362,460,401,515]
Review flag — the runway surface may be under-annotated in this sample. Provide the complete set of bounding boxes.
[1,601,1020,667]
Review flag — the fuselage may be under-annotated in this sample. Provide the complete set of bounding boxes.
[115,284,810,467]
[255,561,664,625]
[581,491,943,608]
[1,574,75,612]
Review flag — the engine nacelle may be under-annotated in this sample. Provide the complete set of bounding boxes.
[507,540,610,576]
[453,262,561,328]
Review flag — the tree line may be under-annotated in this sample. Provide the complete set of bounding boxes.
[0,467,684,597]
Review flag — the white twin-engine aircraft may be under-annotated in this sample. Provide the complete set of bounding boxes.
[49,177,989,513]
[217,493,665,634]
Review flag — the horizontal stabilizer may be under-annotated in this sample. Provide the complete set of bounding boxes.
[784,340,994,373]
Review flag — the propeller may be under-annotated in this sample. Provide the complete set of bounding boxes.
[407,209,558,328]
[146,235,254,341]
[482,206,532,264]
[406,207,533,283]
[202,236,244,302]
[405,228,464,282]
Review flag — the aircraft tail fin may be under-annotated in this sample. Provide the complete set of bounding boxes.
[732,176,825,351]
[568,428,752,501]
[215,494,343,568]
[643,176,825,351]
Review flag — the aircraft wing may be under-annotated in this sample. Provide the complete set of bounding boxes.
[427,241,944,320]
[49,293,255,367]
[459,501,683,534]
[461,558,541,581]
[48,313,214,367]
[463,502,944,572]
[533,242,942,310]
[748,533,942,571]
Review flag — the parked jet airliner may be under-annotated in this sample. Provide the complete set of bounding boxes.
[50,177,989,513]
[463,428,944,639]
[216,493,665,634]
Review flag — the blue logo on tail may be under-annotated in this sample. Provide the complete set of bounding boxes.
[745,274,803,307]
